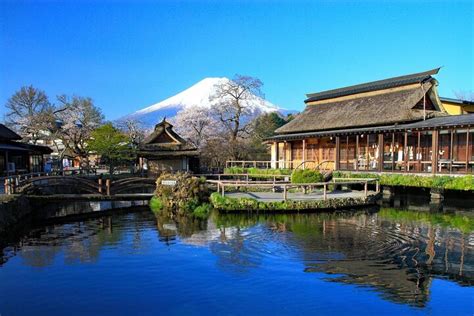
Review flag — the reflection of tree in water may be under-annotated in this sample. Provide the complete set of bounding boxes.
[215,209,473,307]
[154,210,263,273]
[3,211,156,267]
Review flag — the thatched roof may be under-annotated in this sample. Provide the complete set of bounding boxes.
[276,78,446,134]
[139,119,198,157]
[305,68,440,103]
[0,124,22,141]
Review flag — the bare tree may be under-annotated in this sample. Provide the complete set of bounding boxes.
[4,86,55,143]
[55,95,104,168]
[210,75,265,159]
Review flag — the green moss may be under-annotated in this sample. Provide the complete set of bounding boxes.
[291,169,324,184]
[210,192,372,212]
[333,171,474,191]
[149,196,164,213]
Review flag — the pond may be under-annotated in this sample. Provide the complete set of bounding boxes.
[0,206,473,315]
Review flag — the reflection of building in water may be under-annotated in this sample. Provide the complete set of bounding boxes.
[286,213,473,307]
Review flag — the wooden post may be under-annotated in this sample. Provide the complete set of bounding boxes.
[106,179,110,196]
[355,135,359,171]
[378,133,384,172]
[449,129,454,174]
[221,184,225,197]
[391,133,395,172]
[417,131,421,172]
[4,179,9,195]
[466,128,470,173]
[335,136,340,170]
[376,180,380,193]
[432,130,439,174]
[98,178,103,193]
[283,185,287,201]
[323,183,327,201]
[404,131,408,172]
[246,174,249,184]
[302,139,306,169]
[364,181,368,197]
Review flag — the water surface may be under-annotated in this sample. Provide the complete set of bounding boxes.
[1,207,473,315]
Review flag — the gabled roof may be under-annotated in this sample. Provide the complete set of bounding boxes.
[139,119,197,154]
[0,124,22,141]
[305,68,440,103]
[276,80,445,134]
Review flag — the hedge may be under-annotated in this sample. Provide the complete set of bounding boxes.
[209,192,373,212]
[333,171,474,191]
[291,169,324,184]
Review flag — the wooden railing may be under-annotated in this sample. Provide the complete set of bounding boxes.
[225,160,334,170]
[207,178,380,201]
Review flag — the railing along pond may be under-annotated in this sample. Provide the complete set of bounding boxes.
[207,178,380,201]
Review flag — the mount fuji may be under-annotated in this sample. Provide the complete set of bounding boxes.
[119,77,285,128]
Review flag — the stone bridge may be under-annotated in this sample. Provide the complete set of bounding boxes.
[10,175,156,195]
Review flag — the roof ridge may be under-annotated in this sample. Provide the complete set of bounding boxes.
[305,68,440,103]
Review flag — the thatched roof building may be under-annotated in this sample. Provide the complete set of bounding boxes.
[265,68,474,175]
[139,119,199,174]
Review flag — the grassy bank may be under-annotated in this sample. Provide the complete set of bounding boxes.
[210,192,376,212]
[333,171,474,191]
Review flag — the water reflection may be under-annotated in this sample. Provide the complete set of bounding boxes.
[1,207,473,309]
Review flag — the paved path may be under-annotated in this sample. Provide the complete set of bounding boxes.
[225,190,376,202]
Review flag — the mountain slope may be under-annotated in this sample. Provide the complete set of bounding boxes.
[119,77,284,127]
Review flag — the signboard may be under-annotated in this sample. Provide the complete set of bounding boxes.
[161,179,177,186]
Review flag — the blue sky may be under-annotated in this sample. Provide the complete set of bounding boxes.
[0,0,472,120]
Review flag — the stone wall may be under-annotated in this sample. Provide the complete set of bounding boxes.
[0,195,32,236]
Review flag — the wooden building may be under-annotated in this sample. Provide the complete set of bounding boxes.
[138,119,199,174]
[0,124,52,175]
[268,68,474,174]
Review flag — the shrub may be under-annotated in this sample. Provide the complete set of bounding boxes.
[333,171,474,191]
[291,169,324,184]
[224,167,293,176]
[149,196,164,213]
[192,203,213,219]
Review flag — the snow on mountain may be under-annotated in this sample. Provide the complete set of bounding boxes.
[119,77,284,128]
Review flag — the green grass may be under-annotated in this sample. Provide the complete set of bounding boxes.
[333,171,474,191]
[224,167,293,177]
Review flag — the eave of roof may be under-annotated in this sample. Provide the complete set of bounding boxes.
[440,97,474,105]
[266,114,474,141]
[305,68,440,103]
